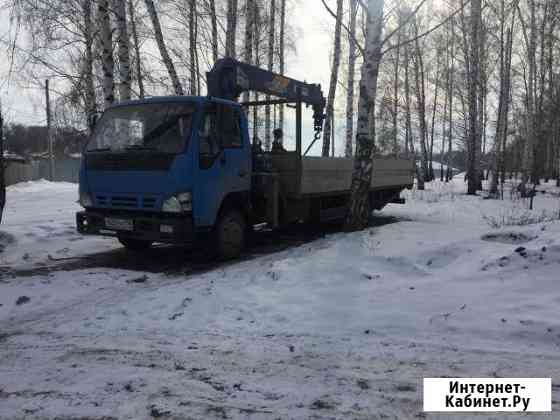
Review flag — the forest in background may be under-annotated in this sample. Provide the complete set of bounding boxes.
[1,0,559,202]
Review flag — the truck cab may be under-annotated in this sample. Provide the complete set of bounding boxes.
[77,96,253,258]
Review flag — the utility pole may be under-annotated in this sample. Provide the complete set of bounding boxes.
[46,79,54,181]
[1,99,6,222]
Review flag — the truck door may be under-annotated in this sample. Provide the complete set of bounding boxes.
[194,103,250,228]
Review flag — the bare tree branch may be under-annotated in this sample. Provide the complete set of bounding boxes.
[321,0,365,57]
[382,0,473,56]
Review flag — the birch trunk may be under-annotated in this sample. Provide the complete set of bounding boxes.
[441,44,449,182]
[445,16,455,182]
[252,2,261,143]
[466,0,482,195]
[429,56,441,181]
[242,0,255,103]
[490,0,508,196]
[144,0,184,95]
[128,0,145,98]
[226,0,239,58]
[209,0,219,62]
[98,0,115,109]
[391,26,401,157]
[322,0,344,157]
[83,0,97,132]
[264,0,276,151]
[345,0,385,231]
[412,28,428,190]
[518,0,537,192]
[278,0,286,131]
[189,0,197,95]
[404,41,412,157]
[114,0,131,102]
[345,0,358,158]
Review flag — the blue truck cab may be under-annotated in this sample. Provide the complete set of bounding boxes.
[77,96,253,257]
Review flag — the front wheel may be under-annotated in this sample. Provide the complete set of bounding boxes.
[216,209,246,260]
[118,236,153,251]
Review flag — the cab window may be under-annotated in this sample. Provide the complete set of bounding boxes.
[199,107,220,169]
[221,107,242,148]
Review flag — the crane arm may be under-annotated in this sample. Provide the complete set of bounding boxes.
[206,58,326,133]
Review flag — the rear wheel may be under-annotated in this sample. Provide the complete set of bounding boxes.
[118,236,153,251]
[215,209,246,260]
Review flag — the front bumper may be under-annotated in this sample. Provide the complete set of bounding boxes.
[77,210,194,244]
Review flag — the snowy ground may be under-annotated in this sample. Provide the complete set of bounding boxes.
[1,178,560,419]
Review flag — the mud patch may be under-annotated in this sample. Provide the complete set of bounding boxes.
[481,232,535,245]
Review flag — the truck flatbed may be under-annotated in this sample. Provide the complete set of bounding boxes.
[268,154,414,197]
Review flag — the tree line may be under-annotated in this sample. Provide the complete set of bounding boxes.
[2,0,560,228]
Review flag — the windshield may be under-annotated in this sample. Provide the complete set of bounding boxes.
[87,103,196,154]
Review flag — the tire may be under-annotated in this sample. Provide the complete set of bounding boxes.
[118,236,153,251]
[215,208,246,260]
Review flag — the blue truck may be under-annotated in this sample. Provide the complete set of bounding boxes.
[77,59,414,259]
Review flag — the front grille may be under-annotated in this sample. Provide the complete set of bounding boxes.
[111,196,138,208]
[96,195,109,206]
[142,197,157,209]
[95,194,159,210]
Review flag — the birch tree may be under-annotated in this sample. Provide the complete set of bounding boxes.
[322,0,344,157]
[264,0,276,150]
[226,0,239,58]
[114,0,131,102]
[98,0,115,108]
[466,0,482,195]
[242,0,255,103]
[188,0,198,95]
[521,0,537,190]
[490,0,517,196]
[412,20,428,190]
[391,12,403,157]
[252,1,261,144]
[346,0,385,231]
[128,0,145,98]
[345,0,359,158]
[83,0,97,131]
[445,15,456,182]
[144,0,184,95]
[209,0,219,62]
[278,0,287,130]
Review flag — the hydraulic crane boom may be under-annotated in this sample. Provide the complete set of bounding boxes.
[206,58,326,135]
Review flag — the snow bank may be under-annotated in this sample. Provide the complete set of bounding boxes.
[6,179,77,193]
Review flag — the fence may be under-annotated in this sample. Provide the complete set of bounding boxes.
[5,157,81,186]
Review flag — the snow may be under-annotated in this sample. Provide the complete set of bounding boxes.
[1,179,560,419]
[0,179,117,269]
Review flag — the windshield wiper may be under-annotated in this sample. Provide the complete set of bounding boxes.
[88,147,111,152]
[124,145,156,151]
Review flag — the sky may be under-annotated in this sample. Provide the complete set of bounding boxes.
[0,1,336,127]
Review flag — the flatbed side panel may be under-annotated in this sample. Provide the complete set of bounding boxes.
[299,157,414,196]
[269,153,300,195]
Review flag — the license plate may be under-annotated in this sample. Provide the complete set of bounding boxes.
[105,217,133,231]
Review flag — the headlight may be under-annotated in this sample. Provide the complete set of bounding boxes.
[163,192,192,213]
[162,196,182,213]
[79,191,93,208]
[177,192,192,212]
